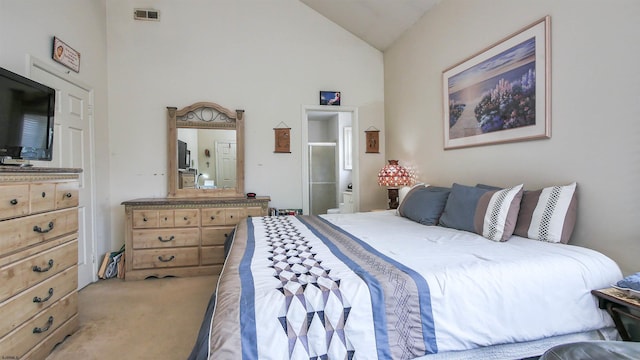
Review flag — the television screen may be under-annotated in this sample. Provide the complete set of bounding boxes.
[178,140,188,170]
[0,67,55,162]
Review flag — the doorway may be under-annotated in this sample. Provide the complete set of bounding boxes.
[29,58,97,289]
[302,106,358,215]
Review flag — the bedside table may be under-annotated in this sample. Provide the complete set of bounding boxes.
[592,287,640,341]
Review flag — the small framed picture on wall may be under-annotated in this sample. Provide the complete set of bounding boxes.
[320,91,341,106]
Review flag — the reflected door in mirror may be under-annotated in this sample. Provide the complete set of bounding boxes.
[177,128,236,189]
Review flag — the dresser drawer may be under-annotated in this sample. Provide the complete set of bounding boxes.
[0,292,77,360]
[0,208,78,256]
[131,247,199,269]
[156,209,200,228]
[247,206,265,217]
[201,226,234,246]
[132,228,200,249]
[132,210,159,228]
[0,184,29,220]
[225,208,245,225]
[0,239,77,303]
[30,183,57,214]
[0,266,77,338]
[55,181,79,209]
[201,246,225,265]
[201,208,246,226]
[174,209,199,227]
[201,208,225,226]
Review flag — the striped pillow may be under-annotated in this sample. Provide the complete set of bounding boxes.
[473,184,524,241]
[513,183,577,244]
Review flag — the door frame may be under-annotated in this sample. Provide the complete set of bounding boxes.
[28,56,98,286]
[301,105,359,215]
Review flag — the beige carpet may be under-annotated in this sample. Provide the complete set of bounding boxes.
[46,275,217,360]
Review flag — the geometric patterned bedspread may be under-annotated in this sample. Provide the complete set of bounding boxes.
[208,215,437,359]
[204,212,622,360]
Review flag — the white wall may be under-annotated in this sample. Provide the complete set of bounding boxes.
[384,0,640,275]
[106,0,385,250]
[0,0,112,258]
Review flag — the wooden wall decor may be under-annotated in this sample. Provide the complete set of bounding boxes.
[274,123,291,153]
[365,127,380,153]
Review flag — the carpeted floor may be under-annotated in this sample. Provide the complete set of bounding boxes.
[46,275,217,360]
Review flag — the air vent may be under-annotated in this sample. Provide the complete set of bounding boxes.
[134,8,160,21]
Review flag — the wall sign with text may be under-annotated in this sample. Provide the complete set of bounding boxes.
[52,37,81,73]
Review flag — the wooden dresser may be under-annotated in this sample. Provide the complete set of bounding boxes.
[178,172,196,189]
[122,196,270,280]
[0,167,81,360]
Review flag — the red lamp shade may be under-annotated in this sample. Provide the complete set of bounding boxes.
[377,160,411,209]
[377,160,411,187]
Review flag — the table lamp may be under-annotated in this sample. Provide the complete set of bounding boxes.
[377,160,411,209]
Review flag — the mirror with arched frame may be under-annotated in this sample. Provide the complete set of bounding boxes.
[167,102,244,198]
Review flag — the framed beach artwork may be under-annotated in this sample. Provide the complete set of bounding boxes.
[443,16,551,150]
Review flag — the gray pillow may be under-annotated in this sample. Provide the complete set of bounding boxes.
[398,186,451,226]
[439,183,489,233]
[513,183,577,243]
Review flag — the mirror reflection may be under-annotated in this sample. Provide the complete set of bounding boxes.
[177,128,237,190]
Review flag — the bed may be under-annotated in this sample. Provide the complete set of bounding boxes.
[188,206,622,360]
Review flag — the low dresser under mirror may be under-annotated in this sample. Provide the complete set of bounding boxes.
[122,102,270,280]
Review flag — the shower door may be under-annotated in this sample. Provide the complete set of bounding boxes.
[309,143,337,215]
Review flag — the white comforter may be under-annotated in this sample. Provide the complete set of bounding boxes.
[321,210,622,353]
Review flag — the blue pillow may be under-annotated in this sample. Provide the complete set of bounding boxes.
[439,183,488,232]
[398,186,451,226]
[617,272,640,291]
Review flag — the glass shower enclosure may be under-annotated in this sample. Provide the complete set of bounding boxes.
[308,143,337,215]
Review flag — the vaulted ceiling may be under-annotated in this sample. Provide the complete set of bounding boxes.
[299,0,440,51]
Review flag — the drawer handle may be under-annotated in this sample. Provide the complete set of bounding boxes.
[33,222,55,234]
[158,235,175,243]
[143,217,148,222]
[65,192,72,198]
[33,259,54,273]
[42,191,46,198]
[210,216,215,220]
[10,198,18,205]
[158,255,175,262]
[33,288,54,303]
[33,316,54,334]
[183,216,188,221]
[229,215,234,219]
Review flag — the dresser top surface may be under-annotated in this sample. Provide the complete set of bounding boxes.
[122,196,270,206]
[0,166,83,174]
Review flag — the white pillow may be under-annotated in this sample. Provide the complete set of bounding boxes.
[397,183,426,214]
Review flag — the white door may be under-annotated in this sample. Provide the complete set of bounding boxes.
[215,140,236,189]
[30,62,96,289]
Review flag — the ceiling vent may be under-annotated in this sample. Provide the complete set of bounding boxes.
[134,8,160,21]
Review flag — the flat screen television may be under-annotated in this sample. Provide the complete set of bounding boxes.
[177,140,188,170]
[0,67,56,163]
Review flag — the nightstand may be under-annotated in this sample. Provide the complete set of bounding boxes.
[592,287,640,341]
